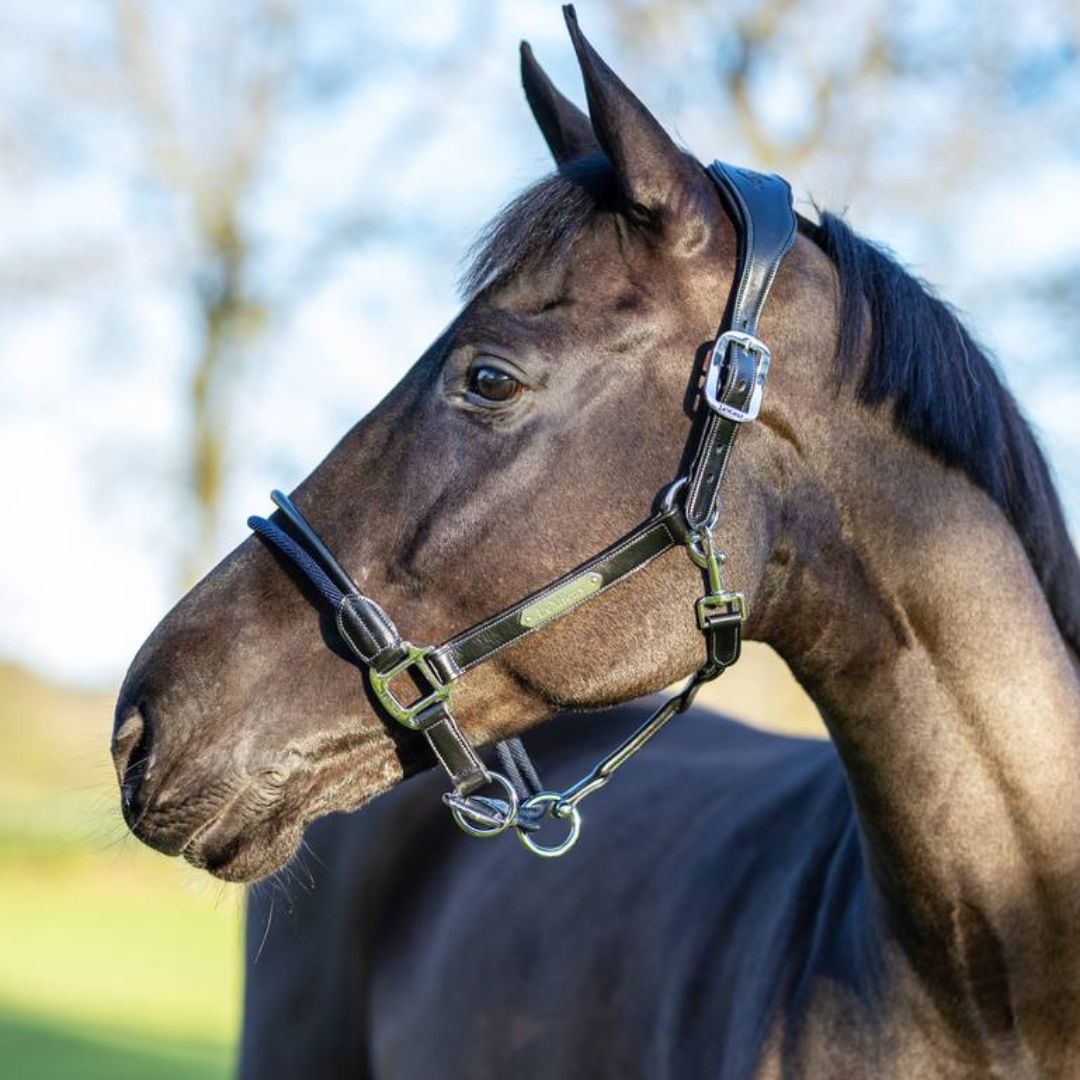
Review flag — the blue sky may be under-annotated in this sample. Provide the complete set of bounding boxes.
[0,0,1076,685]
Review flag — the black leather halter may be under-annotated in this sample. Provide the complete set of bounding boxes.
[249,162,797,857]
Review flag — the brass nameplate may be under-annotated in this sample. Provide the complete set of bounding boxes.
[520,572,604,629]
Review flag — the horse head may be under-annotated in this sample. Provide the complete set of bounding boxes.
[111,9,835,881]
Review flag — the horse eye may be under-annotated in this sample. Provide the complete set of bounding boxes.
[467,364,523,404]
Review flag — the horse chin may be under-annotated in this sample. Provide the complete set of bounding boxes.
[175,752,405,883]
[181,808,304,883]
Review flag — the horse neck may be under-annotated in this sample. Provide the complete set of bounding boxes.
[755,391,1080,1051]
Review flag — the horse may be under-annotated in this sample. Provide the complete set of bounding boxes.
[112,9,1080,1078]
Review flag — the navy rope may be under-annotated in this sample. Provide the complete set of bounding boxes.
[496,738,543,797]
[248,516,345,608]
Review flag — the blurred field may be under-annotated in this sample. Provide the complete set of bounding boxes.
[697,642,825,737]
[0,663,242,1080]
[0,643,819,1079]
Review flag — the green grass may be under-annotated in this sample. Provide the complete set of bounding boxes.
[0,1009,229,1080]
[0,663,242,1079]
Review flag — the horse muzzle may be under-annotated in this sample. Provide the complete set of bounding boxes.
[111,697,307,881]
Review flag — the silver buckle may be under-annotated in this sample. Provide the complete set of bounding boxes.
[703,331,771,423]
[367,643,452,730]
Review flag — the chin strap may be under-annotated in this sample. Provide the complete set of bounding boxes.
[247,160,797,857]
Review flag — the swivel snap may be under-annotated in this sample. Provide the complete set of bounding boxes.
[688,528,747,628]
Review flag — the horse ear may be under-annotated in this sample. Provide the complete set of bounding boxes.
[521,41,598,165]
[563,5,716,251]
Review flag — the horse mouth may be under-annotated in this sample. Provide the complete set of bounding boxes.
[123,771,304,883]
[178,783,305,883]
[122,730,404,883]
[183,817,302,882]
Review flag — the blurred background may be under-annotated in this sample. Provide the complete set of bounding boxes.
[0,1,1076,1076]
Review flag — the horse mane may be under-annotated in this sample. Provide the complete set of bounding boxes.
[804,211,1080,654]
[463,157,1080,654]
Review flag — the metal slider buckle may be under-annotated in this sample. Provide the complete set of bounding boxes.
[367,643,452,730]
[703,330,772,423]
[696,591,747,631]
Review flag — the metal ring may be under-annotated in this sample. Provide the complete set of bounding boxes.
[659,477,721,548]
[446,771,519,838]
[658,477,688,518]
[516,792,583,858]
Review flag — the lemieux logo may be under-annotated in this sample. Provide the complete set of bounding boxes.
[520,572,604,629]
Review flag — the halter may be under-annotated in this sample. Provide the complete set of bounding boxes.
[248,162,797,857]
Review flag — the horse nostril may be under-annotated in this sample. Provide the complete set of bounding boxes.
[112,707,152,813]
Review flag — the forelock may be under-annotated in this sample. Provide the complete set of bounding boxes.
[460,153,620,299]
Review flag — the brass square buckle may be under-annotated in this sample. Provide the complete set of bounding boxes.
[367,643,452,730]
[696,591,747,632]
[703,330,771,423]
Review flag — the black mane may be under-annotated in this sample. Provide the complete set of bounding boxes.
[464,159,1080,652]
[806,211,1080,652]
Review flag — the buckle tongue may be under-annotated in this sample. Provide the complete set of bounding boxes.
[704,330,771,423]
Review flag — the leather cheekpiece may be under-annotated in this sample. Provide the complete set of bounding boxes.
[685,164,797,529]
